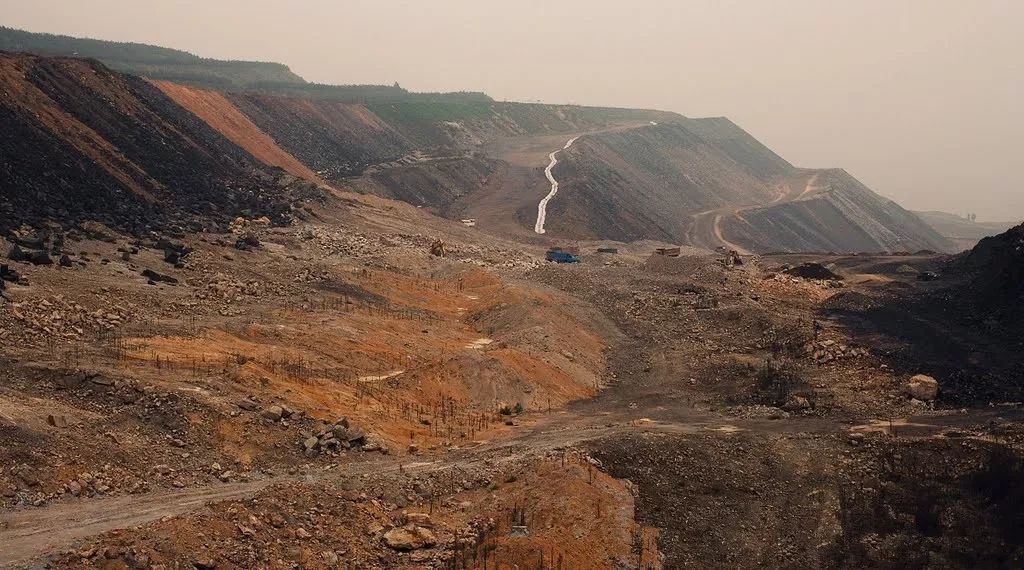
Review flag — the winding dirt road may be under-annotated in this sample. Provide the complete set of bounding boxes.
[688,170,827,254]
[534,136,580,234]
[0,407,826,567]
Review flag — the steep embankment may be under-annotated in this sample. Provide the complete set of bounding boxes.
[0,53,310,234]
[227,93,413,182]
[349,156,501,217]
[722,169,952,253]
[150,80,321,182]
[545,123,779,241]
[541,120,954,253]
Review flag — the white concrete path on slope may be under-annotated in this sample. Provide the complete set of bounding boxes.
[534,136,580,234]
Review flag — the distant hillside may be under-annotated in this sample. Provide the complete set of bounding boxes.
[679,117,794,179]
[544,124,954,253]
[0,26,305,89]
[913,211,1019,252]
[724,169,952,253]
[0,44,956,255]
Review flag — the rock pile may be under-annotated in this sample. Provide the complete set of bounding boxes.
[7,296,135,339]
[300,417,377,456]
[807,339,870,364]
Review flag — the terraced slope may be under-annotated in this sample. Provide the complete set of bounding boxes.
[0,50,954,254]
[679,116,794,179]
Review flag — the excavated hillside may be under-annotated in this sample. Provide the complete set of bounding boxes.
[226,93,414,182]
[0,50,953,257]
[825,223,1024,403]
[0,53,316,235]
[541,122,954,253]
[545,123,779,241]
[4,51,1024,570]
[724,169,952,253]
[149,81,320,182]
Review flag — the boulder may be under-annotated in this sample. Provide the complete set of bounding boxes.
[383,525,437,551]
[7,245,27,262]
[235,233,261,251]
[27,250,53,266]
[237,399,259,411]
[79,221,120,243]
[261,405,284,422]
[906,374,939,401]
[405,513,433,527]
[141,269,178,285]
[782,396,811,412]
[0,264,20,283]
[344,426,366,444]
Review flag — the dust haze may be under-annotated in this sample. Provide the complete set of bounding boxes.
[4,0,1021,220]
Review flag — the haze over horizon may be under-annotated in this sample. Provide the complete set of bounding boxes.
[3,0,1021,221]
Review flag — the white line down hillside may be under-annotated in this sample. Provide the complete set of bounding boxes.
[534,136,580,234]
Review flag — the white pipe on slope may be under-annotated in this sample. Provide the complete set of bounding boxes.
[534,136,580,234]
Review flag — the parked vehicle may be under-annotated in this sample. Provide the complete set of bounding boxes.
[546,249,580,263]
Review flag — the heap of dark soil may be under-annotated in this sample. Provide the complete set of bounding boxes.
[954,222,1024,310]
[784,262,842,280]
[827,223,1024,404]
[0,53,319,236]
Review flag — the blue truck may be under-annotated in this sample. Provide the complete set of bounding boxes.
[545,249,580,263]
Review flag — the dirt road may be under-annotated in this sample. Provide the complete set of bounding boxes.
[534,136,580,234]
[0,407,835,567]
[462,122,650,241]
[688,207,752,254]
[0,482,273,567]
[687,169,827,253]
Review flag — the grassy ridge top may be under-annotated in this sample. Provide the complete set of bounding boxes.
[0,26,306,90]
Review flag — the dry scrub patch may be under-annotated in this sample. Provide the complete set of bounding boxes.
[118,267,606,451]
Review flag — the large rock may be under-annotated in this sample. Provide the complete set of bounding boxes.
[79,221,120,243]
[383,525,437,551]
[141,269,178,285]
[261,405,284,421]
[27,250,53,266]
[906,374,939,401]
[7,245,27,262]
[0,264,20,283]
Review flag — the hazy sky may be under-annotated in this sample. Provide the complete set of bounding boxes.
[4,0,1022,220]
